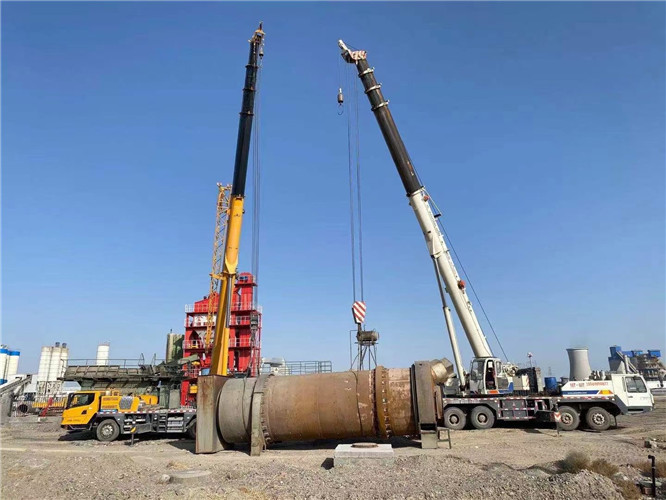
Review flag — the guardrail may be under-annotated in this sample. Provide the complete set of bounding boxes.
[13,395,67,416]
[66,358,166,368]
[260,361,333,376]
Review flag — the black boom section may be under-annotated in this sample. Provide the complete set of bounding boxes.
[231,24,264,197]
[354,58,422,196]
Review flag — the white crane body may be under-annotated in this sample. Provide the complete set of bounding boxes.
[338,38,654,428]
[409,187,492,358]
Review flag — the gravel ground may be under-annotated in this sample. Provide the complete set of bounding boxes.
[1,397,665,499]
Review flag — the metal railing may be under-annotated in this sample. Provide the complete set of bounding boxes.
[13,395,68,415]
[66,358,165,368]
[183,338,254,350]
[183,340,207,350]
[185,303,263,313]
[183,367,201,379]
[260,360,333,376]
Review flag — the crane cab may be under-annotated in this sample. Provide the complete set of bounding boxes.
[468,357,513,395]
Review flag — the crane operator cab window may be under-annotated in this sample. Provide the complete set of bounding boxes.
[469,359,486,394]
[485,360,497,390]
[66,392,95,409]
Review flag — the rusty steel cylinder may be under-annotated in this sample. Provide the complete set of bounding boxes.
[215,366,417,445]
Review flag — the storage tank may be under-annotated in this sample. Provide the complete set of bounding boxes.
[544,376,558,393]
[58,345,69,378]
[567,347,592,381]
[96,343,110,366]
[38,344,70,383]
[0,348,8,384]
[6,351,20,378]
[47,347,61,382]
[37,346,53,382]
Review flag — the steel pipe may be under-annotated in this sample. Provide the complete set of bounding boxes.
[197,360,454,454]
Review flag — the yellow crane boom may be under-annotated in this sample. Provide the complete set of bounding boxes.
[210,23,264,376]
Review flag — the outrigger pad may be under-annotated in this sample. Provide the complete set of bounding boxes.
[196,375,232,454]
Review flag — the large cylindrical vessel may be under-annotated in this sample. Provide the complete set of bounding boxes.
[96,343,110,366]
[215,366,424,446]
[6,351,20,378]
[0,348,8,384]
[48,348,61,382]
[37,346,51,382]
[567,348,592,381]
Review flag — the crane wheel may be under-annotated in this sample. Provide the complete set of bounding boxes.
[96,419,120,442]
[470,406,495,430]
[585,406,611,431]
[557,406,580,431]
[443,407,467,430]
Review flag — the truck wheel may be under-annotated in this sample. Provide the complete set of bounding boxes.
[585,406,611,431]
[470,406,495,430]
[96,419,120,442]
[558,406,580,431]
[443,407,467,430]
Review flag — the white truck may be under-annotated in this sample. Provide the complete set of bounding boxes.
[439,372,653,431]
[339,39,654,431]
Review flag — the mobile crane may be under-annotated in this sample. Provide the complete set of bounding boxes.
[210,23,264,376]
[339,40,653,431]
[338,40,509,398]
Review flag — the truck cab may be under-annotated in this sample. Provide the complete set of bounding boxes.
[611,374,653,413]
[560,373,653,413]
[468,357,513,395]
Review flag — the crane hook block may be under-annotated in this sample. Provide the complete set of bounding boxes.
[337,88,344,105]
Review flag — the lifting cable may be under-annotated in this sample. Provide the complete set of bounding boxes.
[251,42,264,306]
[339,54,365,305]
[245,43,263,377]
[428,193,509,361]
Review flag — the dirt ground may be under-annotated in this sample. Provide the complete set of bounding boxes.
[1,398,665,499]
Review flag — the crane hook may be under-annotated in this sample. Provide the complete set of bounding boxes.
[337,87,344,115]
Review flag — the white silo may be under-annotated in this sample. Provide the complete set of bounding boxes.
[37,343,69,394]
[0,348,8,384]
[37,346,52,383]
[567,348,592,381]
[6,351,20,378]
[47,349,60,382]
[57,343,69,378]
[96,343,110,366]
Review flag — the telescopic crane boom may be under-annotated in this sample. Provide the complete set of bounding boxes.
[339,40,508,394]
[210,23,264,376]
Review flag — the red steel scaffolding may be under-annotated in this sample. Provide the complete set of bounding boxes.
[181,272,262,406]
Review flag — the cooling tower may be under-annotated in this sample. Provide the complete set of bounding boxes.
[567,348,592,381]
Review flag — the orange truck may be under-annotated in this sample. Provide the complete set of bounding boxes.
[61,390,196,442]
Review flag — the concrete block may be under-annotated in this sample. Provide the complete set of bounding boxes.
[334,443,394,467]
[168,470,211,484]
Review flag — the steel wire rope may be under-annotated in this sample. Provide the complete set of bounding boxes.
[251,43,263,306]
[246,41,263,376]
[353,71,365,302]
[345,63,358,302]
[428,193,509,361]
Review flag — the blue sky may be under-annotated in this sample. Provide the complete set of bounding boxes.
[2,2,664,378]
